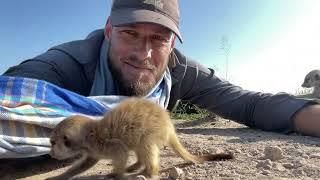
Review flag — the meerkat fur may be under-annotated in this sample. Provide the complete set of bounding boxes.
[47,97,233,180]
[302,69,320,98]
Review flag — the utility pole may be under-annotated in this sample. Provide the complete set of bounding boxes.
[220,36,231,80]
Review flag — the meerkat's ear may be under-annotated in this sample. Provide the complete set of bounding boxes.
[315,74,320,81]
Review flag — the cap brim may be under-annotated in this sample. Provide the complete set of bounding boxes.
[110,9,183,43]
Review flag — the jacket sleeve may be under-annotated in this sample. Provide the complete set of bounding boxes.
[179,57,317,133]
[2,49,90,96]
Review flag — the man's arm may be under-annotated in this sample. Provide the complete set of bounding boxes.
[3,29,105,96]
[3,58,65,87]
[293,104,320,137]
[173,52,318,134]
[3,49,90,96]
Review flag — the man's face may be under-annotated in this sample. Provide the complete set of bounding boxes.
[106,23,175,96]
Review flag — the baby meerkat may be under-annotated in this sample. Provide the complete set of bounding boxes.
[47,97,233,180]
[302,69,320,98]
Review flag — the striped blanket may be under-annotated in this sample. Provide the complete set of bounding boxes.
[0,75,171,158]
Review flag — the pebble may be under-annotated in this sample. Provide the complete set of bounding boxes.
[208,136,214,140]
[283,163,294,169]
[185,171,193,179]
[261,169,270,175]
[256,159,272,170]
[301,154,310,159]
[233,148,242,154]
[211,148,226,154]
[263,146,284,161]
[220,177,240,180]
[310,153,320,159]
[273,163,286,172]
[169,167,184,180]
[292,159,307,168]
[294,169,306,176]
[249,149,259,156]
[134,175,147,180]
[296,149,304,155]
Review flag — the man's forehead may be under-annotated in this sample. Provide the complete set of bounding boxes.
[116,23,173,34]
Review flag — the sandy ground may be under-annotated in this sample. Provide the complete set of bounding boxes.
[1,117,320,180]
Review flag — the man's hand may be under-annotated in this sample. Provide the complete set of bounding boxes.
[293,104,320,137]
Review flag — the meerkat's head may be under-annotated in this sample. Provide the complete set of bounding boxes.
[49,115,92,160]
[302,70,320,88]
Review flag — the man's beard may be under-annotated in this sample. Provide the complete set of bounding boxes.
[108,54,167,97]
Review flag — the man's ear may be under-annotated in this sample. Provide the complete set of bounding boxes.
[170,34,176,50]
[104,17,112,40]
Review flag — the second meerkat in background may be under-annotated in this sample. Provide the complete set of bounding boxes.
[302,69,320,98]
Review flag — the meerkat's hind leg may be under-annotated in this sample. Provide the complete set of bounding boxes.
[138,143,160,179]
[105,139,130,179]
[126,149,146,173]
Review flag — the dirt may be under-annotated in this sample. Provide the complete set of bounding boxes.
[1,117,320,180]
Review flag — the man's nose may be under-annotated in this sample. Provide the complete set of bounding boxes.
[135,39,152,61]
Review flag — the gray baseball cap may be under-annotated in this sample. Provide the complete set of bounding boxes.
[110,0,182,43]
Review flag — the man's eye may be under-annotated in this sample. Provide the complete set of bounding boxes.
[122,30,137,36]
[152,35,166,41]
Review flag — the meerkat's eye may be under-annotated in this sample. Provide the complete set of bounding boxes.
[63,135,71,147]
[305,77,310,82]
[315,74,320,81]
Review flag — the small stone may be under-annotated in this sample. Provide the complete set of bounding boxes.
[169,167,184,180]
[211,148,225,154]
[261,169,270,175]
[302,154,310,159]
[185,172,193,180]
[273,163,286,172]
[263,146,284,161]
[296,149,304,155]
[249,149,259,156]
[135,175,147,180]
[208,136,214,140]
[283,163,294,169]
[310,153,320,159]
[234,148,242,153]
[256,159,272,170]
[292,159,307,168]
[293,144,302,149]
[294,169,305,176]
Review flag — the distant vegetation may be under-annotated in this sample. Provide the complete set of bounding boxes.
[170,100,216,120]
[295,88,312,96]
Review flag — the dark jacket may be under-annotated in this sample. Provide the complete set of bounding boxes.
[4,29,314,132]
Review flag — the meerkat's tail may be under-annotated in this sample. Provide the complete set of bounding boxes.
[200,153,234,161]
[168,132,203,163]
[168,132,234,163]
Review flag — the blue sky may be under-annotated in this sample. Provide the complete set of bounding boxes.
[1,0,320,94]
